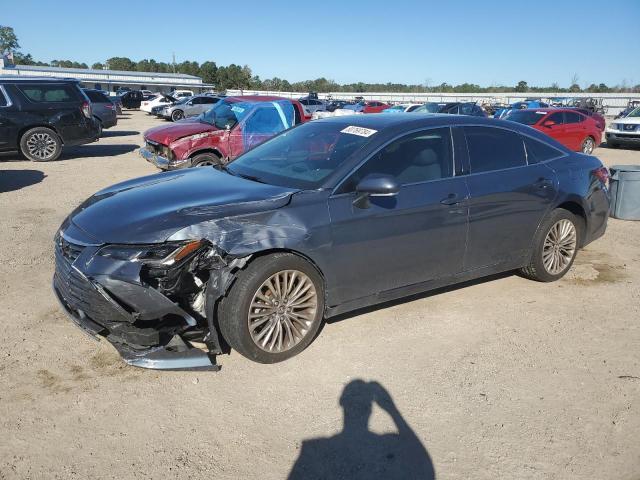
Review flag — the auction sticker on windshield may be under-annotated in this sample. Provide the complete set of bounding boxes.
[341,126,378,137]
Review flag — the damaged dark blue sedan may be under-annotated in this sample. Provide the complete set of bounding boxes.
[53,114,610,370]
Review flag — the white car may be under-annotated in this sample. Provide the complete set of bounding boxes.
[170,89,194,99]
[141,94,177,113]
[606,107,640,148]
[299,97,327,116]
[382,103,423,113]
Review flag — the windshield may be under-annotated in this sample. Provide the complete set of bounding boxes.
[627,107,640,118]
[413,103,441,113]
[201,100,253,129]
[504,110,548,125]
[225,122,374,189]
[383,105,406,112]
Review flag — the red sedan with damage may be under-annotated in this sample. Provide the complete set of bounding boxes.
[362,101,391,113]
[140,96,307,170]
[505,108,601,154]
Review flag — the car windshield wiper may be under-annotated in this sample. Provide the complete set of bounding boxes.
[220,165,267,184]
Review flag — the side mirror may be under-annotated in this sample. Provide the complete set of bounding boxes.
[353,174,399,208]
[542,120,556,127]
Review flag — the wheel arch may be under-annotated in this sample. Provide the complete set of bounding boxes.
[18,124,62,145]
[189,148,223,161]
[554,199,588,247]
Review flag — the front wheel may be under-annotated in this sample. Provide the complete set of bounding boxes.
[171,110,184,122]
[218,253,325,363]
[520,209,581,282]
[20,127,62,162]
[191,152,221,168]
[581,136,595,154]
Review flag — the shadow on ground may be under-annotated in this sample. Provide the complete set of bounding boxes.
[0,169,46,193]
[288,380,435,480]
[100,130,140,138]
[61,144,139,159]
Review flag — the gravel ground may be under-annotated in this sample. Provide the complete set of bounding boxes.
[1,111,639,480]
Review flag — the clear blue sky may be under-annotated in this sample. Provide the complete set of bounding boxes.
[4,0,639,88]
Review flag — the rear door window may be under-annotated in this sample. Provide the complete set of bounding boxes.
[464,126,526,173]
[18,84,78,103]
[564,112,581,124]
[522,136,563,164]
[85,90,108,103]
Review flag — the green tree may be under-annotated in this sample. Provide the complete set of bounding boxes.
[92,62,104,70]
[199,61,217,84]
[0,25,20,53]
[105,57,136,71]
[569,83,581,92]
[515,80,528,92]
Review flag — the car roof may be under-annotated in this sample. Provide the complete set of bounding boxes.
[315,112,500,130]
[226,95,291,103]
[0,75,79,84]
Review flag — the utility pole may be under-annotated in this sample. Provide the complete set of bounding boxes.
[172,52,176,73]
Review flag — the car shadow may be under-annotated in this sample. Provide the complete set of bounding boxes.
[287,380,435,480]
[0,169,46,193]
[100,130,140,138]
[60,144,139,159]
[326,271,514,325]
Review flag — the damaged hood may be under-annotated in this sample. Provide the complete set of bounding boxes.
[145,119,219,145]
[69,168,298,244]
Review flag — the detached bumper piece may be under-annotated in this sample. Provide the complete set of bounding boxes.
[53,239,220,371]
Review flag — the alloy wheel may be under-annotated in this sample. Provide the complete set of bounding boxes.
[582,137,595,154]
[542,219,577,275]
[26,132,57,160]
[247,270,318,353]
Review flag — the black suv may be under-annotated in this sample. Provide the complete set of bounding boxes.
[0,77,99,162]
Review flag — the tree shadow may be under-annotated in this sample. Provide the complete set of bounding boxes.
[0,169,46,193]
[288,380,435,480]
[327,271,514,325]
[100,130,140,138]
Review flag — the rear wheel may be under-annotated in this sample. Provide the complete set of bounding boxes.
[520,209,581,282]
[218,253,325,363]
[20,127,62,162]
[191,152,221,168]
[581,136,595,154]
[171,110,184,122]
[94,117,103,137]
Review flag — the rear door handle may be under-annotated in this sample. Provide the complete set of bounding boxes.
[440,193,462,206]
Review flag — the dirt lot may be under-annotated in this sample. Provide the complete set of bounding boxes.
[1,111,639,479]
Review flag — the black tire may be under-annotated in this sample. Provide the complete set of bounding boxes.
[191,152,221,168]
[218,253,325,364]
[171,110,184,122]
[19,127,62,162]
[608,140,620,149]
[520,209,582,282]
[94,118,103,137]
[581,136,595,154]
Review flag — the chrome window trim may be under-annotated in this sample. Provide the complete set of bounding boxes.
[0,85,12,107]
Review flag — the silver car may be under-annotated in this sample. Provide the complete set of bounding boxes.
[83,89,117,136]
[161,95,221,122]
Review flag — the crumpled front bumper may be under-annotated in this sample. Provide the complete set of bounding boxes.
[52,233,220,371]
[139,146,190,171]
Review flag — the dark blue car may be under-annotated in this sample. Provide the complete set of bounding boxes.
[53,114,610,369]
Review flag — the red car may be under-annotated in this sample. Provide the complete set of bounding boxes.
[505,108,601,154]
[140,96,307,170]
[362,101,391,113]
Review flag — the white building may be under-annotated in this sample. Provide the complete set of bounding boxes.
[0,58,214,93]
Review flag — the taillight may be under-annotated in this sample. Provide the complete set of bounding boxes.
[592,166,610,189]
[81,101,92,118]
[104,103,113,110]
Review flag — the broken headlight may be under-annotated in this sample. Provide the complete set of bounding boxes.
[98,240,204,266]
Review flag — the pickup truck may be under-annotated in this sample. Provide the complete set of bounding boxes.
[140,96,307,169]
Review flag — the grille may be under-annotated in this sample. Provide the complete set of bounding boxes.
[57,235,85,264]
[54,244,131,327]
[145,140,162,155]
